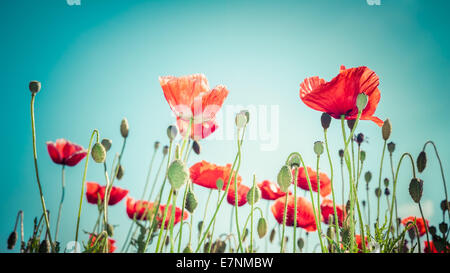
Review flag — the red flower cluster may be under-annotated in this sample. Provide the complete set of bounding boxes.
[86,182,129,206]
[227,183,250,206]
[47,139,87,166]
[258,180,286,200]
[401,216,429,237]
[190,161,242,190]
[271,195,318,232]
[355,235,368,252]
[320,199,346,227]
[89,234,116,253]
[292,167,331,197]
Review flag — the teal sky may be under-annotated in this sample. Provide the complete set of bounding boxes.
[1,0,449,252]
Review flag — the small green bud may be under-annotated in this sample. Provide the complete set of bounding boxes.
[321,113,332,130]
[338,149,344,158]
[167,160,189,190]
[7,231,18,250]
[29,81,41,94]
[439,222,448,234]
[277,165,292,193]
[297,238,304,250]
[216,178,224,191]
[101,138,112,152]
[257,218,268,238]
[382,118,392,141]
[116,165,124,180]
[167,125,178,140]
[375,187,382,198]
[106,223,114,236]
[269,228,276,243]
[383,178,389,188]
[441,200,449,212]
[120,118,129,138]
[185,189,198,213]
[360,150,366,162]
[417,151,427,173]
[91,142,106,163]
[347,119,356,130]
[365,171,372,183]
[409,178,423,203]
[429,226,437,236]
[356,93,369,111]
[247,185,261,205]
[313,141,324,156]
[183,243,193,253]
[387,142,396,153]
[192,140,201,155]
[287,154,301,169]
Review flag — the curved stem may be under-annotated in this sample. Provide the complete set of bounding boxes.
[55,165,65,242]
[376,141,387,223]
[280,191,289,253]
[234,128,244,252]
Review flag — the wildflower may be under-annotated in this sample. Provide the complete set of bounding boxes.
[189,161,242,190]
[401,216,429,237]
[46,139,87,166]
[320,199,346,227]
[86,182,128,205]
[126,197,188,227]
[292,167,331,197]
[227,183,250,207]
[89,234,116,253]
[258,180,287,200]
[271,195,318,231]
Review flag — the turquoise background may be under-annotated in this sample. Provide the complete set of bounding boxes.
[1,0,449,252]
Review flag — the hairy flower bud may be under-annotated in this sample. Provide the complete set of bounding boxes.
[313,141,324,156]
[257,218,268,238]
[29,81,41,94]
[375,187,382,198]
[338,149,344,159]
[321,113,332,130]
[360,150,366,162]
[277,165,292,193]
[356,93,369,111]
[91,142,106,163]
[101,138,112,152]
[441,200,449,212]
[7,231,18,250]
[106,223,114,237]
[183,243,193,253]
[168,160,189,190]
[428,226,437,236]
[247,185,261,205]
[167,125,178,140]
[192,140,201,155]
[409,178,423,203]
[384,188,390,196]
[416,151,427,173]
[387,142,396,154]
[347,119,356,131]
[355,133,364,145]
[185,189,198,213]
[235,111,248,129]
[116,164,124,180]
[439,222,448,234]
[382,118,392,140]
[269,228,276,243]
[365,171,372,183]
[384,178,389,188]
[297,238,304,250]
[120,118,129,138]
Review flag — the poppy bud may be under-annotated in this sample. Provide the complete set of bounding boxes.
[168,160,188,190]
[39,240,50,253]
[216,178,224,191]
[321,113,331,130]
[247,185,261,205]
[277,165,292,193]
[382,119,392,141]
[212,240,227,253]
[116,164,124,180]
[235,111,248,129]
[416,151,427,173]
[297,238,304,250]
[375,187,382,198]
[241,110,250,124]
[91,142,106,163]
[387,142,396,154]
[269,228,276,243]
[242,228,249,242]
[101,138,112,152]
[174,144,181,160]
[120,118,129,138]
[365,171,372,183]
[347,119,356,131]
[355,133,364,145]
[185,189,198,213]
[287,154,301,169]
[362,200,366,207]
[327,226,335,240]
[345,200,351,214]
[167,125,178,141]
[408,178,423,203]
[197,221,203,233]
[29,81,41,94]
[183,243,193,253]
[313,141,324,156]
[429,226,437,236]
[164,236,170,246]
[407,228,416,241]
[439,222,448,234]
[356,93,369,111]
[360,150,366,162]
[257,218,268,238]
[384,178,389,188]
[106,223,114,237]
[440,200,449,212]
[384,188,390,196]
[192,140,201,155]
[162,145,169,156]
[154,141,160,150]
[7,231,18,250]
[338,149,344,159]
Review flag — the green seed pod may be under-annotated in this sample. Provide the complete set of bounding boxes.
[162,145,169,156]
[216,178,224,191]
[269,228,276,243]
[154,141,160,150]
[101,138,112,152]
[416,151,427,173]
[257,218,268,238]
[120,118,129,138]
[297,238,304,250]
[375,187,382,198]
[382,119,392,141]
[106,223,114,237]
[167,160,189,190]
[91,142,106,163]
[167,125,178,140]
[185,189,198,213]
[384,178,389,188]
[313,141,324,156]
[192,140,201,155]
[7,231,18,250]
[277,165,292,193]
[29,81,41,94]
[321,113,332,130]
[360,150,366,162]
[347,119,356,131]
[235,111,247,128]
[439,222,448,234]
[408,178,423,203]
[246,185,261,205]
[116,164,124,180]
[183,243,193,253]
[365,171,372,183]
[387,142,396,154]
[356,93,369,111]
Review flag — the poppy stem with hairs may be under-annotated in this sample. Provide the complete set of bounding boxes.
[280,191,289,253]
[249,174,256,253]
[198,189,213,245]
[168,189,178,252]
[75,129,99,250]
[323,129,341,246]
[389,153,400,238]
[315,154,323,249]
[293,167,298,253]
[234,128,244,253]
[30,93,55,253]
[155,188,173,252]
[55,165,65,242]
[376,140,387,224]
[207,191,221,253]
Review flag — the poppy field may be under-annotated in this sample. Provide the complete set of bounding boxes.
[6,67,449,254]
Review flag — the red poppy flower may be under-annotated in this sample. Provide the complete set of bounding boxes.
[292,167,331,197]
[190,161,242,190]
[355,235,368,252]
[159,74,228,140]
[227,183,250,207]
[424,241,449,253]
[159,204,189,228]
[89,234,116,253]
[47,139,87,166]
[320,199,346,227]
[86,182,129,206]
[258,180,287,200]
[299,65,383,126]
[401,216,429,237]
[271,195,318,232]
[126,197,156,221]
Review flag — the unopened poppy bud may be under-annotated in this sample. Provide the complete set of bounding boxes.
[174,144,181,160]
[167,125,178,140]
[183,243,193,253]
[269,228,276,243]
[154,141,160,150]
[360,150,366,162]
[120,118,129,138]
[382,119,392,140]
[347,119,356,131]
[287,154,301,169]
[235,111,247,129]
[257,218,268,238]
[327,226,335,240]
[313,141,324,156]
[408,228,416,241]
[277,165,292,193]
[216,178,224,191]
[164,236,170,246]
[338,149,344,158]
[417,151,427,173]
[101,138,112,152]
[356,93,369,111]
[242,228,249,242]
[439,222,448,234]
[440,200,449,212]
[162,145,169,156]
[384,188,390,196]
[91,142,106,163]
[29,81,41,94]
[106,223,114,236]
[408,178,423,203]
[384,178,389,188]
[116,165,124,180]
[297,238,304,250]
[167,160,189,190]
[428,226,437,236]
[197,221,203,233]
[365,171,372,183]
[241,110,250,124]
[192,140,201,155]
[39,240,50,253]
[7,231,18,250]
[321,113,332,130]
[185,189,198,213]
[247,185,261,205]
[345,200,351,214]
[387,142,396,154]
[362,200,366,207]
[375,187,382,198]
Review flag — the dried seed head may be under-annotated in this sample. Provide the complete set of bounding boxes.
[408,178,423,203]
[384,178,389,188]
[101,138,112,152]
[257,218,268,238]
[192,140,201,155]
[7,231,18,250]
[365,171,372,183]
[360,150,366,162]
[321,113,332,130]
[162,145,169,156]
[313,141,324,156]
[29,81,41,94]
[116,164,124,180]
[387,142,396,154]
[347,119,356,131]
[91,142,106,163]
[356,93,369,111]
[375,187,382,198]
[382,119,392,140]
[120,118,129,138]
[338,149,344,158]
[154,141,160,150]
[167,125,178,140]
[417,151,427,173]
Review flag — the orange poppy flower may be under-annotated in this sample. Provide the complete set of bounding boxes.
[258,180,286,200]
[189,161,242,190]
[320,199,346,227]
[300,65,383,126]
[89,234,116,253]
[271,195,318,232]
[401,216,429,237]
[292,167,331,197]
[227,183,250,207]
[86,182,128,206]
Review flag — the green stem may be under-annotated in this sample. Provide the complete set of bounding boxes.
[376,141,387,223]
[280,191,289,253]
[155,188,173,252]
[207,191,221,253]
[234,128,244,253]
[177,182,190,252]
[198,189,213,246]
[55,165,65,242]
[293,168,298,253]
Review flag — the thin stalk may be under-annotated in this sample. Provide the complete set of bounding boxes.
[198,189,213,245]
[234,128,244,253]
[177,182,190,252]
[280,191,289,253]
[293,168,298,253]
[155,188,173,252]
[207,191,221,253]
[376,141,387,223]
[55,165,65,242]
